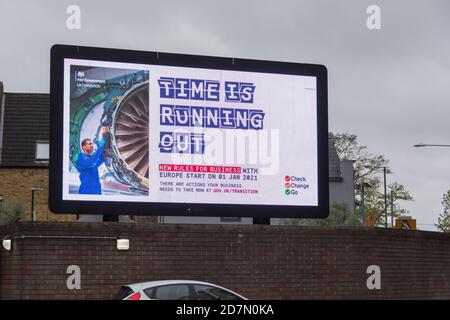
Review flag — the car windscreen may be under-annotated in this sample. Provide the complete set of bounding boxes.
[145,284,192,300]
[193,285,243,300]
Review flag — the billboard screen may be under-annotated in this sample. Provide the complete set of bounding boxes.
[50,45,328,218]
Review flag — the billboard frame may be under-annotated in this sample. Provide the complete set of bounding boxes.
[50,44,328,218]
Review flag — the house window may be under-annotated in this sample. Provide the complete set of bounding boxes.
[35,141,49,161]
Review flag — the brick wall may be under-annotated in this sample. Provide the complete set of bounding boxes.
[1,222,450,299]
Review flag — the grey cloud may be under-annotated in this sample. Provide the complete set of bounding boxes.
[0,0,449,230]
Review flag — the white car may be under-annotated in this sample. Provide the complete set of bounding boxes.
[114,280,248,300]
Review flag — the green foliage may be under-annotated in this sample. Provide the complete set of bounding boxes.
[0,201,24,225]
[436,189,450,232]
[335,133,413,227]
[281,201,361,227]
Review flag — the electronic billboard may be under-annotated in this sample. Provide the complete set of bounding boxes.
[49,44,328,218]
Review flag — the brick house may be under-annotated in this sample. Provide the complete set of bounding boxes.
[0,82,70,221]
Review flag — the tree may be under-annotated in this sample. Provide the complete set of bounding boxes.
[0,201,24,225]
[436,189,450,232]
[334,133,413,227]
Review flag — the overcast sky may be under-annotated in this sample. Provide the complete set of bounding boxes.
[1,0,449,230]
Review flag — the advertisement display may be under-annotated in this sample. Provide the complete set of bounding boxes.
[50,45,328,218]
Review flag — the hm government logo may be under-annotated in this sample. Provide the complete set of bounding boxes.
[284,175,309,196]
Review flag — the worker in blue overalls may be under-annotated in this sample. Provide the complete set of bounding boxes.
[77,129,107,194]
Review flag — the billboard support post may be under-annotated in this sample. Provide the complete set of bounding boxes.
[253,217,270,225]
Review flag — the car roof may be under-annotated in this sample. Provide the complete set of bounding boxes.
[124,280,247,299]
[127,280,227,289]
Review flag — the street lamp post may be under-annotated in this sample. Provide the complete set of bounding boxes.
[360,184,365,226]
[391,190,394,228]
[414,143,450,148]
[383,167,388,228]
[413,142,449,228]
[31,187,43,221]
